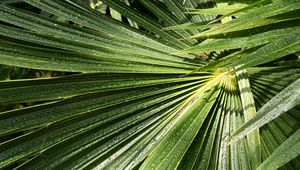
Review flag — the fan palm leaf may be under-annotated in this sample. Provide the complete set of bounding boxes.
[0,0,299,169]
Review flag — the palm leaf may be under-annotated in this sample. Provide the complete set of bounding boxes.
[0,0,299,169]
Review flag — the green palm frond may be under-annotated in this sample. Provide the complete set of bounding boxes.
[0,0,299,169]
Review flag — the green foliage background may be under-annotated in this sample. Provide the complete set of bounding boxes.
[0,0,299,169]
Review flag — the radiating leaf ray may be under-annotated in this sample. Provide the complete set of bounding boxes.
[193,90,227,170]
[0,83,200,168]
[140,87,222,170]
[178,90,225,170]
[0,79,205,137]
[0,74,210,104]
